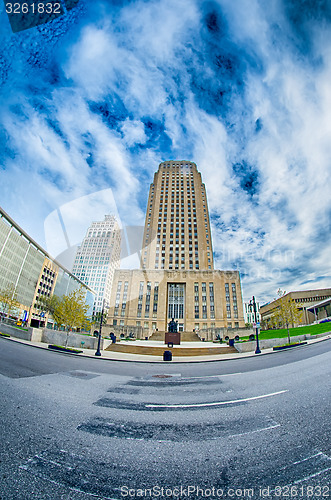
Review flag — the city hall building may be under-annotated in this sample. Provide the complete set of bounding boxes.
[107,161,245,339]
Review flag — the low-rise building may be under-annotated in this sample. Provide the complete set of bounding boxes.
[260,288,331,329]
[306,297,331,323]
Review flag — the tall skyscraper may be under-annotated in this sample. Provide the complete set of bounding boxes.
[107,162,244,339]
[141,161,213,271]
[72,215,121,314]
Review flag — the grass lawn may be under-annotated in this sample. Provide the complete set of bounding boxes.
[241,322,331,341]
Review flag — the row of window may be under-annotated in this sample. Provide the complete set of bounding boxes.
[43,267,55,278]
[112,320,240,330]
[112,281,239,320]
[295,295,331,303]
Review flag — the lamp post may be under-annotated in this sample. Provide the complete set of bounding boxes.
[249,295,261,354]
[95,300,105,357]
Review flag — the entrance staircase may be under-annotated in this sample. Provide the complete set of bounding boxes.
[105,342,236,356]
[104,329,237,356]
[149,330,200,342]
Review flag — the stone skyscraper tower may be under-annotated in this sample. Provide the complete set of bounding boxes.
[141,161,213,271]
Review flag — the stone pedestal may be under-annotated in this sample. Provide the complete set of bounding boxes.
[165,331,181,345]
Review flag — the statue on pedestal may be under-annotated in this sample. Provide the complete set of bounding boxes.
[168,318,178,333]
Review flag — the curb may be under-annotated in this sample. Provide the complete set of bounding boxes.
[273,342,307,351]
[1,334,330,364]
[48,344,83,354]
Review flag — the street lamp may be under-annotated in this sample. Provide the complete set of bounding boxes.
[249,295,261,354]
[95,299,106,357]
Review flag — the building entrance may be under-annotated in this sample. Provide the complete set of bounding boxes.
[167,283,185,331]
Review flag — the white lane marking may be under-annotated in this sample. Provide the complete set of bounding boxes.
[291,452,326,466]
[270,451,331,491]
[291,467,331,484]
[229,424,281,437]
[20,455,73,471]
[35,475,108,499]
[279,451,331,471]
[145,390,288,408]
[20,458,108,498]
[178,373,243,380]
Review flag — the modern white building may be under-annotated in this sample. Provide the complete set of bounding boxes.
[72,215,121,314]
[243,301,261,325]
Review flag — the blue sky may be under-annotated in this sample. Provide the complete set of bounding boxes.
[1,0,331,303]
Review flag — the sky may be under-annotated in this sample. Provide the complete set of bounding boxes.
[0,0,331,304]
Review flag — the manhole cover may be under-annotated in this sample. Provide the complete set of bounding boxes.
[64,371,99,380]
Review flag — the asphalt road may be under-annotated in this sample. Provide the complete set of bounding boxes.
[0,338,330,500]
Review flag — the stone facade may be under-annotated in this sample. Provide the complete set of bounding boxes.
[108,267,245,336]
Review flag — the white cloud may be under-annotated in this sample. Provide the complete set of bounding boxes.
[121,119,147,146]
[1,0,331,303]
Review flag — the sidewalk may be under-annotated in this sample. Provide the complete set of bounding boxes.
[2,333,330,363]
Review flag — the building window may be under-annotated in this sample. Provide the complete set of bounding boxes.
[202,305,207,319]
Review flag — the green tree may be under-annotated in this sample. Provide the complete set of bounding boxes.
[271,289,303,343]
[55,288,90,331]
[36,294,61,317]
[0,283,20,320]
[55,288,90,346]
[38,288,90,344]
